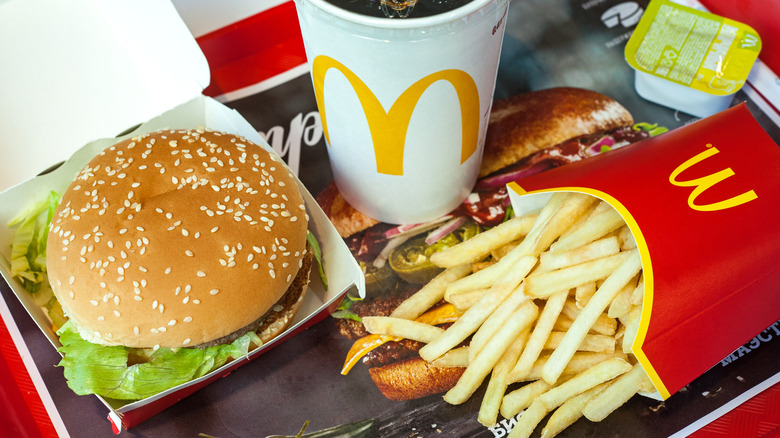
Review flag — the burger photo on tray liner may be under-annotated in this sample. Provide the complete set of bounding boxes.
[317,87,667,402]
[7,128,328,402]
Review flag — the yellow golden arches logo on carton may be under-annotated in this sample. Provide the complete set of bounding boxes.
[311,55,480,176]
[669,143,758,212]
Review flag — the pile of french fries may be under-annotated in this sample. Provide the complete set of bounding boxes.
[361,192,656,437]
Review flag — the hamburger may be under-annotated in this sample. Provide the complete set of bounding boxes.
[26,128,314,400]
[318,87,664,401]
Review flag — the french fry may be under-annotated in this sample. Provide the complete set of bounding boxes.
[607,273,639,319]
[430,214,538,268]
[559,201,606,240]
[443,192,569,298]
[551,313,574,332]
[443,301,538,405]
[500,379,553,419]
[509,352,626,383]
[618,225,637,250]
[527,193,599,255]
[510,289,568,379]
[574,282,596,308]
[540,382,609,438]
[446,288,489,311]
[561,300,617,336]
[639,374,656,394]
[615,323,626,342]
[478,329,530,427]
[539,357,632,410]
[430,346,470,368]
[391,264,472,320]
[507,399,548,438]
[630,274,644,306]
[550,206,625,253]
[541,250,641,385]
[552,314,613,336]
[543,331,616,353]
[583,363,649,421]
[622,304,643,354]
[525,251,631,298]
[361,316,444,343]
[491,240,521,260]
[444,247,533,299]
[472,260,496,273]
[539,236,621,271]
[420,255,537,362]
[470,284,531,361]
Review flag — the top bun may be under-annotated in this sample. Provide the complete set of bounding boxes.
[46,129,309,349]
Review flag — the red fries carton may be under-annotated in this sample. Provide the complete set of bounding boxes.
[507,104,780,399]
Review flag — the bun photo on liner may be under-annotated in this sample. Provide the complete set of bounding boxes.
[318,87,666,401]
[10,128,320,401]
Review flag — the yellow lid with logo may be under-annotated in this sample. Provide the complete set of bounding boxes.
[625,0,761,97]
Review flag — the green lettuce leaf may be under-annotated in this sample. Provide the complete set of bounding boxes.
[56,321,252,400]
[307,231,328,290]
[8,191,60,301]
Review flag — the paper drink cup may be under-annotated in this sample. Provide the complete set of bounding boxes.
[294,0,510,224]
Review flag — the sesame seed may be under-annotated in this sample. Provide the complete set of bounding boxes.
[183,339,191,345]
[210,289,219,295]
[168,320,176,326]
[183,316,192,323]
[197,271,206,277]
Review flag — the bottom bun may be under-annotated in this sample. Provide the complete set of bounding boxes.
[195,246,313,349]
[257,246,314,344]
[369,356,465,401]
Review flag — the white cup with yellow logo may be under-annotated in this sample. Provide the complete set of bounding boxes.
[294,0,510,224]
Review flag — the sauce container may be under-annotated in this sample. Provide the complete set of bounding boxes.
[625,0,761,118]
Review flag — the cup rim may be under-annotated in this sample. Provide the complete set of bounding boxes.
[296,0,504,29]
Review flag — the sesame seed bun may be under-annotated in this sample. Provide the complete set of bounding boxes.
[46,128,310,349]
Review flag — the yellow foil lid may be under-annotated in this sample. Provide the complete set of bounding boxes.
[625,0,761,97]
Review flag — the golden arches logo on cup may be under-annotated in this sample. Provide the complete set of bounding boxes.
[311,55,480,176]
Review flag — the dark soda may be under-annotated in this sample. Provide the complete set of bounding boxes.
[326,0,475,19]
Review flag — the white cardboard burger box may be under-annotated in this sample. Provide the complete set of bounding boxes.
[0,0,365,432]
